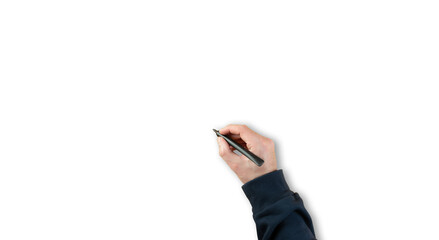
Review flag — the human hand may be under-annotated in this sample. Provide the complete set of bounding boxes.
[216,124,277,184]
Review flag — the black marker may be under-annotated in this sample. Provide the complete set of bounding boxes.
[213,129,265,167]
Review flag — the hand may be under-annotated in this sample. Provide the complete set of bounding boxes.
[216,124,277,184]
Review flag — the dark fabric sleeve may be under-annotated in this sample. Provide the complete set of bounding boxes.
[242,170,316,240]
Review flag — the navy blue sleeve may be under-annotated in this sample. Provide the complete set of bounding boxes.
[242,170,316,240]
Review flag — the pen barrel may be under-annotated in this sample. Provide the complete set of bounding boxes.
[222,136,265,167]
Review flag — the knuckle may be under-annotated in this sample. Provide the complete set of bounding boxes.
[229,162,238,170]
[219,149,226,157]
[265,138,274,146]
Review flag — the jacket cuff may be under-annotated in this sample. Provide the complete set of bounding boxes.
[241,169,293,211]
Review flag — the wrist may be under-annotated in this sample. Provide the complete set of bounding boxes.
[240,167,278,184]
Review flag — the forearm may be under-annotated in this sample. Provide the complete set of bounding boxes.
[242,170,316,240]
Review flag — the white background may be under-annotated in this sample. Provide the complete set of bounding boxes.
[1,1,438,239]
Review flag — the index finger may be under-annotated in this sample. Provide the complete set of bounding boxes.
[219,124,259,142]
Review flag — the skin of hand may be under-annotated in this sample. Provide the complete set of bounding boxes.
[216,124,278,184]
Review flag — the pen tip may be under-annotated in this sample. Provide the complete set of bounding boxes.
[213,129,220,136]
